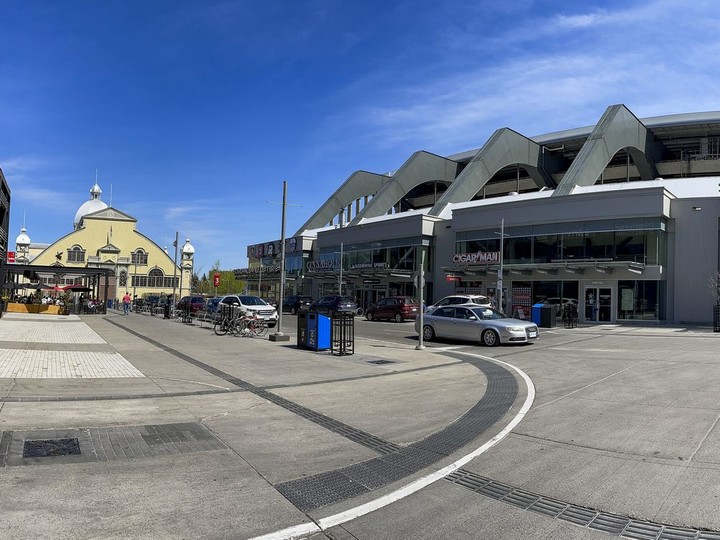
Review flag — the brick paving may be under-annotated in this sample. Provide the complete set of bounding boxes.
[0,313,143,378]
[0,314,106,344]
[0,349,144,378]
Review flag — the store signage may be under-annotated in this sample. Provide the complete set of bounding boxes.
[6,251,15,263]
[350,262,390,270]
[307,259,340,271]
[446,274,461,282]
[363,279,380,284]
[452,251,500,264]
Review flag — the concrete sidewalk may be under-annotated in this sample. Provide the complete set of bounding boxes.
[0,311,719,539]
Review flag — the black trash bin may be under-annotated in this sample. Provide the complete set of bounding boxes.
[296,311,308,348]
[331,311,355,356]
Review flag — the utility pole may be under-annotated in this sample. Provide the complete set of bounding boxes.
[270,181,290,342]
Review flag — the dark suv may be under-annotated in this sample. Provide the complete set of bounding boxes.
[311,295,358,314]
[365,296,420,322]
[177,295,206,313]
[282,295,314,314]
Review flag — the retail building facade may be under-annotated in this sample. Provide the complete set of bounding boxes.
[242,104,720,324]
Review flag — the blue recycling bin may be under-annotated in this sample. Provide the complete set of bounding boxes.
[306,311,331,350]
[531,303,544,326]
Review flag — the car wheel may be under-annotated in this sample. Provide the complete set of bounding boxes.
[422,325,435,341]
[366,312,373,321]
[481,329,499,347]
[394,313,403,323]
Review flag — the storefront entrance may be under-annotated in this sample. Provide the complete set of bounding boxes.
[584,286,613,322]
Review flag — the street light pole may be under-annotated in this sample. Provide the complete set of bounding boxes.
[497,218,505,314]
[270,181,290,342]
[339,241,344,294]
[172,231,178,309]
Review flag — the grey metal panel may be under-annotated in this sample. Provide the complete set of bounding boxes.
[553,105,661,197]
[293,170,390,236]
[429,128,561,217]
[349,151,458,224]
[451,187,670,232]
[317,213,432,248]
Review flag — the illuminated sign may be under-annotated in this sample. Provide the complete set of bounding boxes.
[452,251,500,264]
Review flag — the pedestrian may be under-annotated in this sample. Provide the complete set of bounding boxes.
[122,291,131,315]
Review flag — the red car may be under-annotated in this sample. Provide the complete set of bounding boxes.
[365,296,420,322]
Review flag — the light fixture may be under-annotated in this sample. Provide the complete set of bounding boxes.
[566,266,584,274]
[595,265,613,274]
[537,268,558,275]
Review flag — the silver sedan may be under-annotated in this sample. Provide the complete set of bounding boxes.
[415,305,539,346]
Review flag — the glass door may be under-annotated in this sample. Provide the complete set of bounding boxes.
[584,287,613,322]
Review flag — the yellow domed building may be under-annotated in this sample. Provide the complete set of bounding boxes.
[6,181,194,312]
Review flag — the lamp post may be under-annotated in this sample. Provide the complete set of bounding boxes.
[172,231,178,310]
[496,218,505,314]
[270,181,290,342]
[338,241,344,294]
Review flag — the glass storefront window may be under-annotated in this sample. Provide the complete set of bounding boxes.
[617,280,661,320]
[615,231,647,263]
[533,234,558,263]
[505,236,531,264]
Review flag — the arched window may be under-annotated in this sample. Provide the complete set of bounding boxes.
[131,249,148,265]
[67,245,86,263]
[148,268,164,287]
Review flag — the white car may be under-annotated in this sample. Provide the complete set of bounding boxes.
[426,294,492,314]
[218,295,278,327]
[416,305,538,346]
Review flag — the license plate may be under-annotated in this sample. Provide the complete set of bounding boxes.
[528,331,537,338]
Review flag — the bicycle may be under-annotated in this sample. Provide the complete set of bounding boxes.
[234,312,268,337]
[213,314,234,336]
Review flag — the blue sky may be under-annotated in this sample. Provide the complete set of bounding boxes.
[2,0,720,276]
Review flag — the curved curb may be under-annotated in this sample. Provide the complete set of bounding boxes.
[251,352,535,540]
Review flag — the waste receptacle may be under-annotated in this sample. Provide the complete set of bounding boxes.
[531,303,545,326]
[539,304,557,327]
[331,311,354,356]
[306,311,331,350]
[296,311,308,348]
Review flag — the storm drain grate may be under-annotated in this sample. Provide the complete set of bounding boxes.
[445,468,719,540]
[366,360,396,365]
[23,438,81,458]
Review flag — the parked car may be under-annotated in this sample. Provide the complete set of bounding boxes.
[415,305,539,346]
[261,297,279,308]
[310,295,358,314]
[426,294,492,314]
[365,296,420,322]
[282,295,314,314]
[177,295,206,313]
[218,295,278,327]
[203,297,223,321]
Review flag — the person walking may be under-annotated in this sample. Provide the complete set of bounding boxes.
[122,292,131,315]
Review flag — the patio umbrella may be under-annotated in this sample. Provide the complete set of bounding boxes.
[63,285,92,292]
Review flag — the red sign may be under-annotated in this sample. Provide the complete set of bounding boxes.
[213,273,221,287]
[6,252,15,263]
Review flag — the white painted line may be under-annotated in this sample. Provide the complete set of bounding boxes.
[249,352,535,540]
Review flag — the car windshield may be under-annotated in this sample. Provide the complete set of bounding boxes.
[469,306,505,320]
[239,296,267,306]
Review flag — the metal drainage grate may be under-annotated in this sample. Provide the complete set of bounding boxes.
[23,438,81,458]
[367,360,396,365]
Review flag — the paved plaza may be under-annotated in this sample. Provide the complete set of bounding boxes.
[0,311,720,539]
